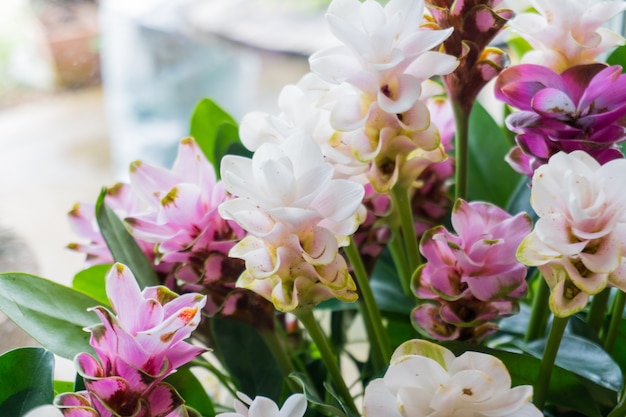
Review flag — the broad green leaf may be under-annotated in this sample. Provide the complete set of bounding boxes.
[467,102,521,206]
[606,45,626,70]
[0,347,54,416]
[72,264,111,307]
[525,334,623,393]
[166,366,215,417]
[189,98,249,177]
[210,317,283,401]
[369,249,414,315]
[0,273,98,359]
[505,176,535,218]
[443,342,604,417]
[95,188,159,288]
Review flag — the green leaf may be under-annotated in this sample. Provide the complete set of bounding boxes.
[443,342,605,417]
[53,380,74,396]
[467,102,521,206]
[210,317,283,401]
[606,45,626,70]
[165,365,215,417]
[95,188,159,288]
[0,273,98,359]
[0,347,54,416]
[189,98,249,177]
[72,264,111,307]
[525,334,623,393]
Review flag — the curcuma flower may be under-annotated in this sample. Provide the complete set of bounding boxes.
[219,132,364,311]
[495,63,626,177]
[217,393,307,417]
[517,151,626,317]
[55,263,207,417]
[412,199,531,340]
[509,0,626,72]
[363,339,542,417]
[425,0,513,114]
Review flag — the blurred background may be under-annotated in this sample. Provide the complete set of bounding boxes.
[0,0,334,360]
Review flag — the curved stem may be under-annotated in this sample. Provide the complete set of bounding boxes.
[525,273,550,342]
[587,288,611,335]
[259,327,301,393]
[295,308,358,415]
[345,237,392,369]
[391,186,421,276]
[533,316,569,411]
[603,290,626,353]
[190,358,239,398]
[452,102,470,201]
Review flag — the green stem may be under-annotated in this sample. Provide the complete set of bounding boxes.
[259,328,301,393]
[295,308,359,415]
[391,185,421,275]
[345,237,392,368]
[603,290,626,353]
[587,288,611,335]
[533,316,569,411]
[452,102,470,202]
[525,273,550,342]
[388,233,411,296]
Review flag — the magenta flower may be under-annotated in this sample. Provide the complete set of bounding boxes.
[55,263,207,417]
[412,200,531,340]
[495,63,626,176]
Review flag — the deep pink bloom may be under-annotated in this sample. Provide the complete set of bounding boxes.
[55,263,207,417]
[495,63,626,176]
[412,200,531,340]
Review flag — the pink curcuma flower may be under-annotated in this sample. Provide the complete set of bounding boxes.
[363,339,542,417]
[54,263,207,417]
[412,199,531,340]
[496,63,626,177]
[67,183,156,266]
[219,132,364,311]
[517,151,626,317]
[509,0,626,72]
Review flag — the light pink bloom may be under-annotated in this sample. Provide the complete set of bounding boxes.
[67,183,155,266]
[412,200,531,340]
[219,133,363,311]
[363,339,542,417]
[510,0,626,72]
[517,151,626,316]
[63,263,207,417]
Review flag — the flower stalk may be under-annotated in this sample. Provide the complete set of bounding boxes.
[452,102,470,201]
[525,274,551,342]
[587,288,611,334]
[533,315,569,411]
[603,290,626,353]
[294,308,358,415]
[345,237,392,368]
[391,185,422,276]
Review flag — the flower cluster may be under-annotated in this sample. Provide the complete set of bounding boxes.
[55,263,206,417]
[363,339,541,417]
[517,151,626,316]
[412,200,531,340]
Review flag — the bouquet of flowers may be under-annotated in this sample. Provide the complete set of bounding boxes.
[3,0,626,416]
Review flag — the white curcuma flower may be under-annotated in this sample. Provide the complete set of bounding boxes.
[219,132,364,311]
[510,0,626,72]
[517,151,626,317]
[217,393,307,417]
[363,339,542,417]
